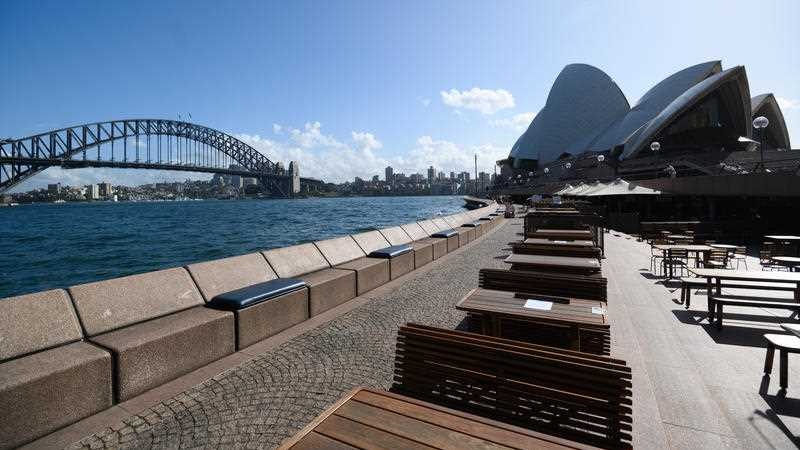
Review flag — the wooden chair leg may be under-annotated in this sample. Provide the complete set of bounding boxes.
[680,285,686,305]
[716,302,723,331]
[780,350,789,389]
[686,288,692,309]
[764,343,775,374]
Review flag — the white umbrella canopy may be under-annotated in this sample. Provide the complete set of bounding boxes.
[563,181,602,196]
[585,178,661,196]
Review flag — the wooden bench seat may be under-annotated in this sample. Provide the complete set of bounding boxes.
[479,268,608,302]
[510,242,602,259]
[679,276,797,309]
[710,295,800,330]
[392,324,632,449]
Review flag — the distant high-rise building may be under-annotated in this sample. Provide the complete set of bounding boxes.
[461,171,471,182]
[289,161,300,194]
[98,182,113,197]
[372,175,380,183]
[437,171,445,181]
[385,166,394,184]
[47,183,61,195]
[85,184,100,200]
[450,171,455,180]
[427,166,435,184]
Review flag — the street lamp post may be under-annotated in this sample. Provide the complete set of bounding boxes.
[753,116,769,172]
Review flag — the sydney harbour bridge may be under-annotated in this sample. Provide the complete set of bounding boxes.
[0,119,323,196]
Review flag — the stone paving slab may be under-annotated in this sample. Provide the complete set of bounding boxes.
[65,220,518,449]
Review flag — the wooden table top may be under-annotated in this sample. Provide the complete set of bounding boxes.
[781,323,800,338]
[667,234,691,239]
[278,388,592,450]
[523,238,596,247]
[773,256,800,263]
[654,244,713,251]
[689,268,800,282]
[709,244,739,249]
[504,253,601,269]
[457,288,608,327]
[765,235,800,241]
[528,230,594,240]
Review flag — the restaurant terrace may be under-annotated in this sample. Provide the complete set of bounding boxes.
[2,204,800,449]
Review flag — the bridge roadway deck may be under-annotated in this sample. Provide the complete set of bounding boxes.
[31,221,800,449]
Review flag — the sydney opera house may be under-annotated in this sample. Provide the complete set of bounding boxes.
[498,61,792,182]
[495,60,796,231]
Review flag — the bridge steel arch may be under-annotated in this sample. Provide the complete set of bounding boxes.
[0,119,290,193]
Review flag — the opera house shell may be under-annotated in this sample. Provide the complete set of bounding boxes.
[507,61,791,170]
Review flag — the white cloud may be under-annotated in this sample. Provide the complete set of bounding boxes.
[289,121,344,149]
[776,97,800,110]
[351,131,383,152]
[272,123,283,134]
[238,123,505,183]
[440,87,515,114]
[489,112,536,131]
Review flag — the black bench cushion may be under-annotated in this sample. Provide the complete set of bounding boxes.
[208,278,306,311]
[479,216,494,221]
[461,221,481,228]
[431,229,458,238]
[368,244,413,259]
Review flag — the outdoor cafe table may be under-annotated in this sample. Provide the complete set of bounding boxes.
[456,288,609,354]
[504,253,601,275]
[765,235,800,255]
[523,238,595,247]
[667,234,692,240]
[277,387,590,450]
[527,229,594,241]
[772,256,800,272]
[688,268,800,318]
[653,244,713,272]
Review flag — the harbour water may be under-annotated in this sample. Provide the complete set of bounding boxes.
[0,196,465,299]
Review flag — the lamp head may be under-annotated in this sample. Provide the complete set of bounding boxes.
[753,116,769,129]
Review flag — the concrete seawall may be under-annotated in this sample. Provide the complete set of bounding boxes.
[0,204,501,449]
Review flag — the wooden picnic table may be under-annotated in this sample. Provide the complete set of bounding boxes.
[278,387,592,450]
[667,234,692,240]
[688,268,800,320]
[456,288,609,354]
[523,238,595,247]
[504,253,601,275]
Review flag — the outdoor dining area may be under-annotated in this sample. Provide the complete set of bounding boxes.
[640,227,800,391]
[280,205,632,450]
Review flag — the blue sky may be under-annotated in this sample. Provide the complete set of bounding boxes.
[2,0,798,189]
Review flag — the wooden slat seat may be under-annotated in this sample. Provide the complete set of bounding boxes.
[710,296,800,330]
[679,277,796,309]
[392,324,632,449]
[479,268,608,302]
[511,242,602,259]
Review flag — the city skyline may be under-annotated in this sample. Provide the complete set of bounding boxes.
[2,0,798,191]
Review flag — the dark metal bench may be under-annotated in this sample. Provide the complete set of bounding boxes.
[392,324,632,449]
[208,278,308,348]
[367,244,413,259]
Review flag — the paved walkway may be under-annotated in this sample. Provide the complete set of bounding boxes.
[60,223,800,449]
[605,232,800,449]
[68,221,518,449]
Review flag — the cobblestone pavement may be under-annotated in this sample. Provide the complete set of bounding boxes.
[70,220,517,449]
